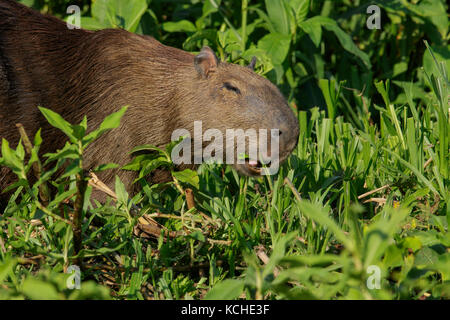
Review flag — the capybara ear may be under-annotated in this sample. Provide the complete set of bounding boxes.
[248,56,257,71]
[194,46,219,78]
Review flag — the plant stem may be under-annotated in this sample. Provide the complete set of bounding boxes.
[16,123,49,204]
[241,0,248,54]
[73,143,87,267]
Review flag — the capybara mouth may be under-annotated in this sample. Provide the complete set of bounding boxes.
[245,159,265,175]
[234,159,277,176]
[232,144,295,176]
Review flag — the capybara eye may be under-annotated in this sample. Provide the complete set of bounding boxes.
[223,82,241,95]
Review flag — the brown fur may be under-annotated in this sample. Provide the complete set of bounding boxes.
[0,0,299,206]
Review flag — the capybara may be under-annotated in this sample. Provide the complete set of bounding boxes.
[0,0,299,206]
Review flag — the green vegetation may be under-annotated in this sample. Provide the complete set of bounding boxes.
[0,0,448,300]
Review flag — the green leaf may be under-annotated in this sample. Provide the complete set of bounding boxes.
[300,17,371,69]
[415,247,439,266]
[374,80,390,107]
[162,20,197,33]
[415,0,448,40]
[265,0,291,35]
[364,207,410,268]
[39,107,76,142]
[401,237,422,252]
[48,188,78,209]
[298,17,322,47]
[289,0,310,24]
[44,143,79,165]
[83,106,128,146]
[1,139,19,168]
[135,157,172,182]
[93,163,120,172]
[172,169,200,189]
[186,230,206,242]
[115,175,129,206]
[34,129,43,147]
[0,258,17,283]
[79,17,105,30]
[262,232,297,278]
[122,154,155,171]
[423,44,450,81]
[382,245,404,268]
[130,144,165,155]
[204,279,245,300]
[21,278,61,300]
[257,33,291,65]
[435,254,450,281]
[91,0,148,32]
[1,139,26,179]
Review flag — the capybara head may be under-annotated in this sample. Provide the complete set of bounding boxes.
[170,46,300,176]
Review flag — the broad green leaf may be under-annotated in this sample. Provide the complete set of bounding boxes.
[382,245,404,268]
[423,44,450,81]
[79,17,105,30]
[43,143,79,165]
[1,139,21,170]
[300,17,371,69]
[0,258,17,283]
[93,163,120,172]
[162,20,197,33]
[68,281,112,300]
[172,169,199,189]
[186,230,206,242]
[289,0,310,24]
[298,16,322,47]
[130,144,165,155]
[21,278,61,300]
[435,254,450,281]
[364,207,410,268]
[91,0,148,32]
[257,33,291,65]
[265,0,291,35]
[415,247,440,266]
[83,106,128,146]
[415,0,448,39]
[39,107,76,142]
[122,154,156,171]
[204,279,245,300]
[401,237,422,252]
[115,175,129,206]
[136,157,172,182]
[34,129,43,147]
